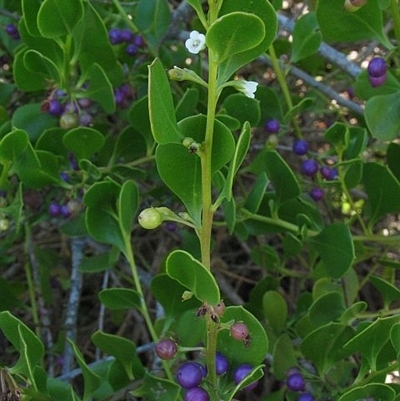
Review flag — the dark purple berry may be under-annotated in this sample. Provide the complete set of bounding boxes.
[108,28,122,45]
[369,75,387,87]
[233,364,258,391]
[298,392,315,401]
[320,166,337,180]
[120,29,134,43]
[48,99,64,116]
[286,372,305,392]
[79,112,93,127]
[265,119,280,133]
[114,88,125,106]
[77,98,92,108]
[215,352,229,375]
[176,362,203,389]
[60,172,69,182]
[310,187,325,202]
[184,387,210,401]
[367,57,387,78]
[134,35,145,47]
[60,204,72,218]
[126,43,138,56]
[155,338,177,360]
[301,159,318,177]
[49,202,61,217]
[5,23,20,40]
[292,139,309,156]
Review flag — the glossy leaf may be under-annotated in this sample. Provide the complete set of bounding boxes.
[387,142,400,182]
[148,58,181,144]
[272,334,298,380]
[63,127,105,160]
[118,180,139,237]
[91,331,145,379]
[99,288,142,310]
[22,0,42,36]
[218,0,277,84]
[207,12,265,64]
[217,306,268,366]
[291,12,322,63]
[309,291,345,327]
[175,88,200,121]
[307,223,355,279]
[0,129,29,163]
[363,162,400,227]
[263,290,287,333]
[338,383,396,401]
[370,275,400,307]
[37,0,84,38]
[166,250,220,305]
[132,372,181,401]
[23,50,60,83]
[365,92,400,141]
[342,159,363,189]
[317,0,391,48]
[222,94,260,126]
[243,172,269,214]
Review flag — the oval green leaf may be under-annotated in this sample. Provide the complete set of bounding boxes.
[63,127,105,160]
[99,288,142,310]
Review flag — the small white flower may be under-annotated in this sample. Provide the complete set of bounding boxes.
[238,80,258,99]
[185,30,206,54]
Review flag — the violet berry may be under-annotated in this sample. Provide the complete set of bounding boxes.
[320,166,338,180]
[120,29,134,43]
[155,338,178,360]
[367,57,387,87]
[233,364,258,391]
[60,204,72,218]
[310,187,325,202]
[48,99,64,116]
[49,202,61,217]
[292,139,309,156]
[5,23,20,40]
[108,28,122,45]
[369,75,387,87]
[184,387,210,401]
[265,119,280,133]
[134,35,145,47]
[126,43,138,56]
[298,392,315,401]
[176,362,203,389]
[215,352,229,375]
[286,372,305,392]
[79,112,93,127]
[301,159,318,177]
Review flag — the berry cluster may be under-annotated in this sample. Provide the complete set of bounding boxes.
[108,28,145,57]
[367,57,387,87]
[5,23,20,40]
[286,368,315,401]
[292,138,338,202]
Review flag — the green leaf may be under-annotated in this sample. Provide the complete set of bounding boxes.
[99,288,142,310]
[272,334,298,380]
[0,129,29,163]
[68,339,101,401]
[118,180,139,238]
[316,0,392,48]
[217,306,268,367]
[175,88,200,121]
[91,331,145,379]
[22,0,42,36]
[344,316,400,371]
[338,384,396,401]
[23,50,60,83]
[363,162,400,227]
[365,92,400,141]
[284,97,313,123]
[0,311,44,379]
[131,372,181,401]
[218,0,277,84]
[387,142,400,182]
[309,292,345,327]
[307,223,355,279]
[135,0,170,49]
[63,127,105,160]
[263,291,287,333]
[37,0,84,38]
[148,58,181,144]
[207,12,265,64]
[343,127,368,160]
[291,12,322,63]
[127,96,152,146]
[342,159,363,189]
[156,143,202,225]
[243,172,269,214]
[222,94,260,126]
[370,275,400,308]
[166,250,220,305]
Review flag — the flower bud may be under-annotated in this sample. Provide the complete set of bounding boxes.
[138,208,163,229]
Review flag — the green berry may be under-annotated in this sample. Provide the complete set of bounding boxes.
[138,208,163,229]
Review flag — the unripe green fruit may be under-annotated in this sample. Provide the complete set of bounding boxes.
[60,112,79,129]
[0,218,10,231]
[138,208,163,229]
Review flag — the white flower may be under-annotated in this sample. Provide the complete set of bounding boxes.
[185,30,206,54]
[238,80,258,98]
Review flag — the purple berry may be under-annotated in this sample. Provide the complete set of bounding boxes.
[286,372,305,392]
[320,166,337,180]
[292,139,309,156]
[265,119,280,133]
[48,99,64,116]
[120,29,134,43]
[369,74,387,87]
[215,352,229,375]
[5,23,20,40]
[114,88,125,106]
[108,28,122,45]
[49,202,61,217]
[134,35,145,47]
[233,364,258,391]
[155,338,177,360]
[184,387,210,401]
[176,362,203,389]
[310,187,325,202]
[60,172,69,182]
[301,159,318,177]
[126,43,138,56]
[77,98,92,108]
[298,392,315,401]
[60,204,71,218]
[79,112,93,127]
[367,57,387,78]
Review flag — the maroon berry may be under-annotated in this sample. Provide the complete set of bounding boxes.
[184,387,210,401]
[176,362,203,389]
[301,159,318,177]
[155,338,177,360]
[292,139,309,156]
[233,364,258,391]
[230,322,249,341]
[310,187,325,202]
[286,372,305,392]
[265,119,280,133]
[215,352,229,375]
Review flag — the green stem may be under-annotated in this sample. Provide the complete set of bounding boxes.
[390,0,400,46]
[267,44,302,138]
